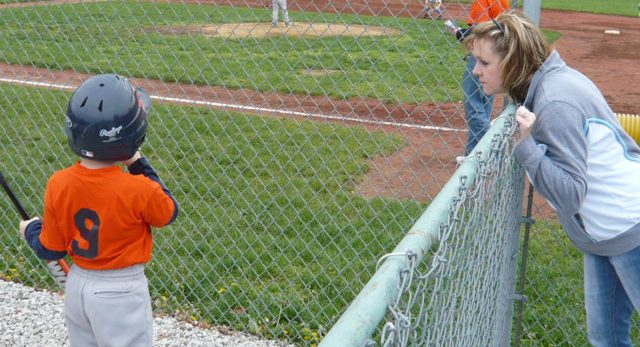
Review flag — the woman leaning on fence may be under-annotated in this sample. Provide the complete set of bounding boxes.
[464,11,640,346]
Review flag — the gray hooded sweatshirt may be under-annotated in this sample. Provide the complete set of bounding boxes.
[514,50,640,256]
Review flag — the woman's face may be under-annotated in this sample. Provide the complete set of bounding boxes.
[471,39,505,96]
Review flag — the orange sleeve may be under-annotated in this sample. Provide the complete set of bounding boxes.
[143,182,177,227]
[40,176,71,252]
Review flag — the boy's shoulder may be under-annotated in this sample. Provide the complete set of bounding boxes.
[49,162,79,181]
[48,163,159,195]
[49,162,124,184]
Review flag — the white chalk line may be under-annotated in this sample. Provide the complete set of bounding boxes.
[0,77,465,132]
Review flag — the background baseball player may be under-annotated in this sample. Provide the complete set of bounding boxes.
[272,0,291,27]
[423,0,442,20]
[19,74,179,347]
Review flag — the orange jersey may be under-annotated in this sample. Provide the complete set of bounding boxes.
[468,0,511,26]
[40,162,176,270]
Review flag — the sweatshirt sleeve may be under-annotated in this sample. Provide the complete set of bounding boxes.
[514,101,588,214]
[25,219,68,261]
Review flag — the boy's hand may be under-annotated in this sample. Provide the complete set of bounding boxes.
[444,20,459,36]
[19,217,40,238]
[122,150,142,166]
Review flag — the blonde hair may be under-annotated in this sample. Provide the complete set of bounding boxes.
[464,12,551,103]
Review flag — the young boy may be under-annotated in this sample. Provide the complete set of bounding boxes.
[19,74,179,347]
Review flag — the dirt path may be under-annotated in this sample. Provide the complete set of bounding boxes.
[539,10,640,114]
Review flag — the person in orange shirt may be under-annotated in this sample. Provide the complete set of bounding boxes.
[445,0,510,160]
[468,0,511,26]
[19,74,179,347]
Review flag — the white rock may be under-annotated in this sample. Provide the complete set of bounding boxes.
[0,280,293,347]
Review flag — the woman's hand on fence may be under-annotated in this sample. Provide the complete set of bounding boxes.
[515,106,536,144]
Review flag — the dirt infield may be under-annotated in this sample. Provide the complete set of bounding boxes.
[155,22,403,38]
[0,1,637,203]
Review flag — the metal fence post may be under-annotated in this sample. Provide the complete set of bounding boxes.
[523,0,542,25]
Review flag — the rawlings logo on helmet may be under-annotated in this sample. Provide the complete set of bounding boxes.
[99,126,123,142]
[99,126,123,138]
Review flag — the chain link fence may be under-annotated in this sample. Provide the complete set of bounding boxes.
[320,105,526,346]
[0,0,628,346]
[375,111,525,347]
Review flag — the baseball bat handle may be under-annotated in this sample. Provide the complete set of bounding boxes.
[0,171,70,288]
[0,172,30,220]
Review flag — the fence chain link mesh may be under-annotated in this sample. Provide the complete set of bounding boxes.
[361,112,525,346]
[0,0,620,346]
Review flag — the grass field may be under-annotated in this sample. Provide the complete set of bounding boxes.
[0,0,606,108]
[455,0,637,16]
[0,84,425,343]
[518,220,640,346]
[542,0,638,16]
[0,1,464,105]
[0,0,635,345]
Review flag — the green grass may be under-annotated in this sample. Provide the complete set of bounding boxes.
[0,1,464,105]
[0,84,425,344]
[444,0,636,16]
[540,0,638,17]
[0,0,42,3]
[0,1,577,107]
[0,0,631,344]
[516,221,588,345]
[517,220,640,345]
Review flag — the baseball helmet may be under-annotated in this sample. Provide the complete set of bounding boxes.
[65,74,152,161]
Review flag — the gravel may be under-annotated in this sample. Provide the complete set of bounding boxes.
[0,280,293,347]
